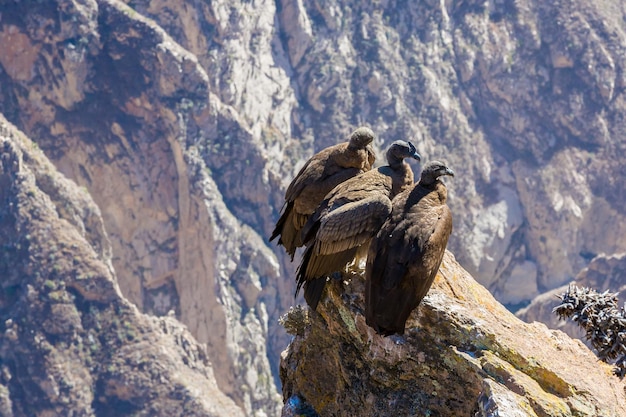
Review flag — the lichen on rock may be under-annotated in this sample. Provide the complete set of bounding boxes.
[280,252,626,416]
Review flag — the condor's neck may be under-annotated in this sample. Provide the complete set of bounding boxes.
[416,180,447,201]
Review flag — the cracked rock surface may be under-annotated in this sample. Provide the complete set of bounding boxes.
[280,252,626,417]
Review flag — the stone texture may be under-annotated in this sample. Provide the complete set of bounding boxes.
[2,0,626,415]
[0,116,243,416]
[0,1,284,414]
[280,251,626,417]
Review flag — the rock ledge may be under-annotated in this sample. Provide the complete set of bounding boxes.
[280,252,626,417]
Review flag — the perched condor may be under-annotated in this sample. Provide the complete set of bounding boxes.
[271,127,376,260]
[366,160,454,336]
[297,140,421,310]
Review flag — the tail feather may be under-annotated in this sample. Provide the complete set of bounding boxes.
[271,202,301,260]
[270,202,291,242]
[303,277,327,311]
[296,244,360,311]
[295,245,314,297]
[295,246,329,311]
[305,246,358,279]
[365,285,415,336]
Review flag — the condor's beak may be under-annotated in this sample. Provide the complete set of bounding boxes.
[407,141,421,161]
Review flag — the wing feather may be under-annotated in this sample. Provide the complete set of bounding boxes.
[315,196,392,255]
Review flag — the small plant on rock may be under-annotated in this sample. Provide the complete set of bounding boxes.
[553,284,626,378]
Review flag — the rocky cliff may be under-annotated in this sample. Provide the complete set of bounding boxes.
[1,0,626,415]
[0,116,244,416]
[280,252,626,416]
[1,1,285,414]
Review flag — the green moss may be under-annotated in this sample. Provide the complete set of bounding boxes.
[337,304,357,336]
[48,291,63,302]
[89,343,99,354]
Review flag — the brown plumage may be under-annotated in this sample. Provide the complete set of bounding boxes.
[365,160,454,336]
[270,127,376,260]
[297,140,421,310]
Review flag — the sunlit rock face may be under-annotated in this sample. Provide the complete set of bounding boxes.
[0,116,244,416]
[279,252,626,417]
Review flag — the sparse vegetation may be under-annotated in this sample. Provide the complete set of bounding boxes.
[278,305,310,337]
[553,285,626,378]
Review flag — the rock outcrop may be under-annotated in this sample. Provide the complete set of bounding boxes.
[0,116,244,416]
[280,251,626,416]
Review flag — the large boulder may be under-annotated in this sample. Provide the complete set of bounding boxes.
[280,252,626,416]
